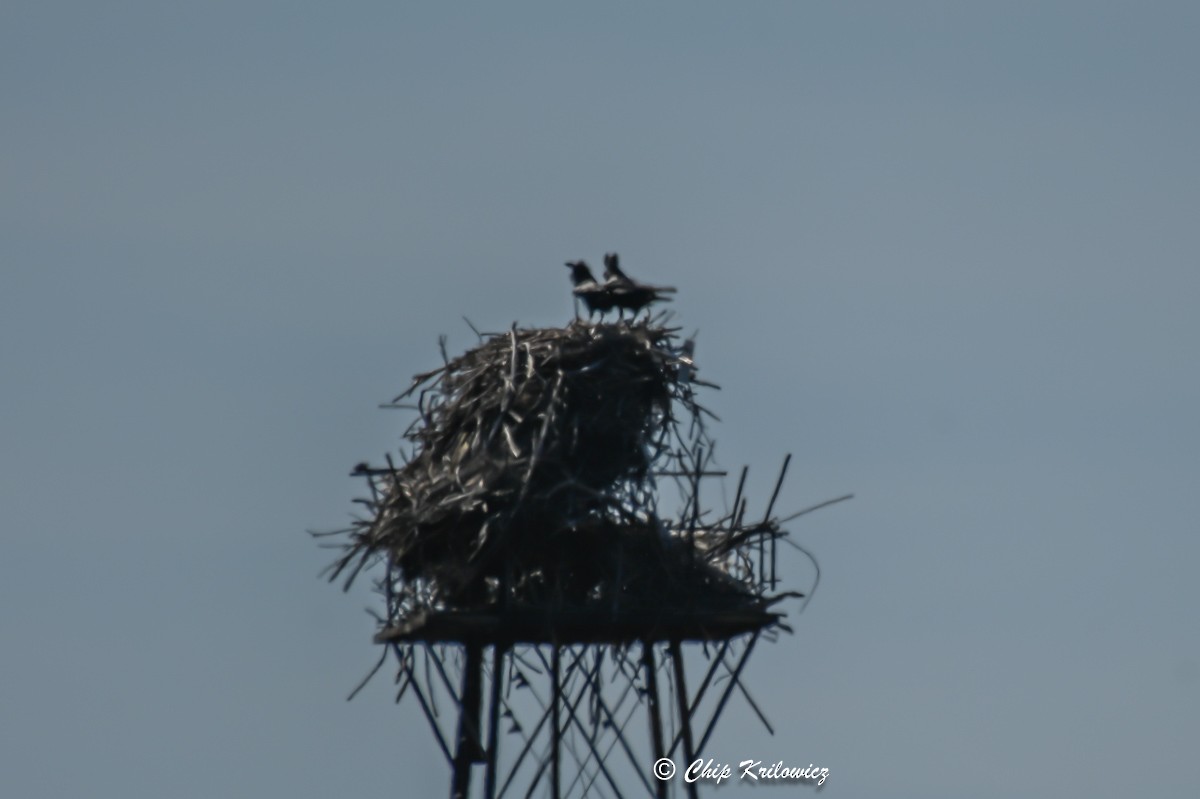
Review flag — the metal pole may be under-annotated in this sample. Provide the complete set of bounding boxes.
[484,643,508,799]
[668,641,699,799]
[451,642,484,799]
[551,645,561,799]
[641,642,668,799]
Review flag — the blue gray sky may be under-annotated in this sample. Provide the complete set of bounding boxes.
[3,2,1198,797]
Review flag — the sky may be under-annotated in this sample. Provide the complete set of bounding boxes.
[3,2,1198,797]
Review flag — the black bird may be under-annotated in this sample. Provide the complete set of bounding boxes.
[600,252,630,285]
[565,260,617,319]
[601,252,676,316]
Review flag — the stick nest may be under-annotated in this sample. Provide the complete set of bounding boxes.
[323,318,796,637]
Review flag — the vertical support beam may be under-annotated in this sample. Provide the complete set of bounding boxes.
[484,643,508,799]
[668,640,699,799]
[451,642,484,799]
[551,644,562,799]
[642,641,668,799]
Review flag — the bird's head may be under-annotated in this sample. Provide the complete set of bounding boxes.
[602,252,623,280]
[564,260,596,286]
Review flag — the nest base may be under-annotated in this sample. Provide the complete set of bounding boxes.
[374,605,780,646]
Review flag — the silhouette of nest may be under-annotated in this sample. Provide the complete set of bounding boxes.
[320,317,801,643]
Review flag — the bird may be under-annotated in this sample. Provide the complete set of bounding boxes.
[600,252,630,285]
[565,260,617,319]
[601,252,676,317]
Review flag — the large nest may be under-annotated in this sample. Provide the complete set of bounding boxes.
[324,318,799,641]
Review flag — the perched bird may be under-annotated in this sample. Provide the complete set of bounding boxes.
[602,252,676,293]
[602,252,676,316]
[600,252,631,285]
[565,260,617,319]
